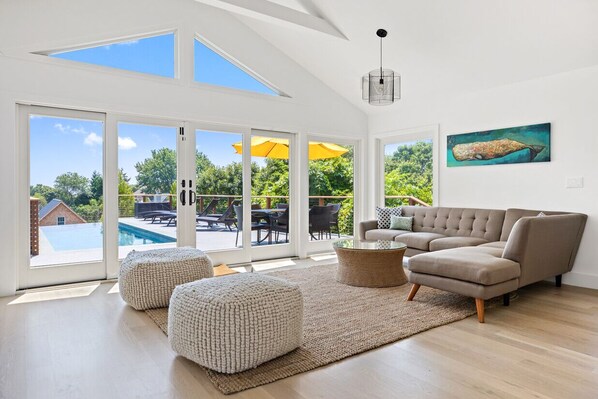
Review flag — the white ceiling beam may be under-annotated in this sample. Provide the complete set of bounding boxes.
[195,0,347,40]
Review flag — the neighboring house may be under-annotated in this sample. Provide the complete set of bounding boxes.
[38,199,86,226]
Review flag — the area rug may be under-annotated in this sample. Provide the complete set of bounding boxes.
[146,264,493,394]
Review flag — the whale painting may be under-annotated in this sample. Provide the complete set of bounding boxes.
[447,123,550,167]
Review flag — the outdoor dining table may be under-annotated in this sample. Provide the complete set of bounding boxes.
[251,208,286,244]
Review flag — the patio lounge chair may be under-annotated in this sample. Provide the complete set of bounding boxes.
[197,198,220,217]
[233,205,270,247]
[139,210,173,221]
[309,206,332,240]
[197,200,240,231]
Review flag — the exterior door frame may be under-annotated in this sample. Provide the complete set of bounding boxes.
[187,121,252,266]
[303,134,362,255]
[250,129,298,261]
[17,105,108,289]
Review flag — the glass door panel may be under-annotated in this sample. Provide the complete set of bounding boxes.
[20,106,107,289]
[117,122,178,259]
[29,114,105,267]
[383,139,433,207]
[194,130,243,252]
[307,141,354,241]
[250,135,291,248]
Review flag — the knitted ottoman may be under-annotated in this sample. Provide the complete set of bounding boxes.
[168,273,303,374]
[119,248,213,310]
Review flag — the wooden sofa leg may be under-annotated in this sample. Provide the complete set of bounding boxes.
[475,298,485,323]
[503,293,510,306]
[556,275,562,287]
[407,284,421,301]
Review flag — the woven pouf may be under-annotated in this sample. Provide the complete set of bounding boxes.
[168,273,303,374]
[119,248,213,310]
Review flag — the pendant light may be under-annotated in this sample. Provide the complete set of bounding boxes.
[362,29,400,105]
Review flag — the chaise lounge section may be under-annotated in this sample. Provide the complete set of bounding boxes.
[360,207,587,322]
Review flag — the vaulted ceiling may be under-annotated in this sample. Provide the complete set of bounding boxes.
[198,0,598,115]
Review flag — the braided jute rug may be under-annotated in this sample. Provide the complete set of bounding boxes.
[146,263,499,395]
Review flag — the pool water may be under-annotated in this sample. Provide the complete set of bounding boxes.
[40,223,175,251]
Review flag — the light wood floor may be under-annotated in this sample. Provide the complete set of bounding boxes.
[1,267,598,399]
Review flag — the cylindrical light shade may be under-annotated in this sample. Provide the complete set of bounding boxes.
[362,69,401,105]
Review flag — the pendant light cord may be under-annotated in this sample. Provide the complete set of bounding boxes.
[379,37,384,84]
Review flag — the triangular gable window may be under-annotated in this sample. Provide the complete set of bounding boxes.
[194,38,281,96]
[42,32,175,78]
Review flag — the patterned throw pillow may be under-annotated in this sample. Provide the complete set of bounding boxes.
[390,215,413,231]
[376,206,403,229]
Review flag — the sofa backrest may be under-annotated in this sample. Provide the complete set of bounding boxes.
[500,208,571,241]
[401,206,506,242]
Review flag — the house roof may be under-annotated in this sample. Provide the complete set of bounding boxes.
[39,199,64,219]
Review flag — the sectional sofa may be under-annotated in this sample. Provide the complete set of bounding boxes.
[359,207,587,322]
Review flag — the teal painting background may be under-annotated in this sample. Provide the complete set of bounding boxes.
[447,123,550,167]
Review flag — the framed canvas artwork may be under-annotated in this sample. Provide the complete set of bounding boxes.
[447,123,551,167]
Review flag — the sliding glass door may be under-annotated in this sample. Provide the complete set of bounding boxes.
[19,106,107,288]
[116,121,180,260]
[18,106,299,289]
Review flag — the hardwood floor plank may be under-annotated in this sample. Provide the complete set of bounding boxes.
[2,277,598,398]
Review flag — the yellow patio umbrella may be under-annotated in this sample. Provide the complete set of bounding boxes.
[232,137,348,160]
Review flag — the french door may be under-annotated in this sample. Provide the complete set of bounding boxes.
[18,106,297,289]
[19,106,109,288]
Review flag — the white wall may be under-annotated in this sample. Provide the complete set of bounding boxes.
[0,0,367,296]
[369,65,598,289]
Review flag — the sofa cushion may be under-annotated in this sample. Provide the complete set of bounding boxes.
[500,208,567,241]
[478,241,507,250]
[394,232,446,251]
[390,215,413,231]
[429,237,489,251]
[401,206,506,242]
[408,247,521,285]
[365,229,410,241]
[376,206,403,229]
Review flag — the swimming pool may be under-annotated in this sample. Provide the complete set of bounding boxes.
[40,223,176,251]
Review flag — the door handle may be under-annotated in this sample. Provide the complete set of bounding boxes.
[188,180,196,206]
[180,189,186,206]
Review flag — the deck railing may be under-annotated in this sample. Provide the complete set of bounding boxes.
[384,195,431,207]
[118,193,430,217]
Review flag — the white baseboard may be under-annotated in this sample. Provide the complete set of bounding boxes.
[562,271,598,290]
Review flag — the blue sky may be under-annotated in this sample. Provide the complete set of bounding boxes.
[30,117,253,187]
[30,116,104,186]
[50,32,276,95]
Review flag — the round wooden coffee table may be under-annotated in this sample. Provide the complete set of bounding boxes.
[333,239,408,288]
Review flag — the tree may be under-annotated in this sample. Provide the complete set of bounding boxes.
[90,171,103,200]
[30,184,58,205]
[118,169,135,217]
[134,148,177,194]
[54,172,90,206]
[384,141,433,206]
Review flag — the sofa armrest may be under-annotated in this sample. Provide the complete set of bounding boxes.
[502,214,587,287]
[359,220,379,240]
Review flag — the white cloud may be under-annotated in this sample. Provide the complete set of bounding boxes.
[54,123,70,133]
[71,127,88,135]
[84,132,103,146]
[118,136,137,150]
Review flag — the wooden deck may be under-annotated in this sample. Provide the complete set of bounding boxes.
[30,217,348,267]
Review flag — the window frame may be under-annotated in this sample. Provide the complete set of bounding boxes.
[57,216,65,225]
[33,29,180,80]
[192,34,289,98]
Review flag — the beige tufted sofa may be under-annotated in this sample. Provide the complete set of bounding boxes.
[360,207,587,322]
